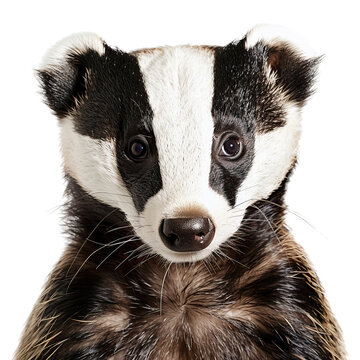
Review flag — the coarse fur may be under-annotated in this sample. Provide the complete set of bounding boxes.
[16,26,345,359]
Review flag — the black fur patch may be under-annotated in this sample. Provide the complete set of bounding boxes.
[210,41,259,205]
[37,54,89,119]
[116,130,162,212]
[72,45,154,141]
[266,42,321,105]
[38,45,163,213]
[212,39,287,134]
[210,38,319,206]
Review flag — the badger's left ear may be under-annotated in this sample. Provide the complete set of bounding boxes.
[37,33,106,118]
[244,24,321,105]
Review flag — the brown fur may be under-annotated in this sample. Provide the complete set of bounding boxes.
[15,220,345,359]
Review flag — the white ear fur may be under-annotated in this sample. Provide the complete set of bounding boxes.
[40,32,105,70]
[245,24,316,58]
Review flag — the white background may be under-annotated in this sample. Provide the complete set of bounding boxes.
[1,1,359,359]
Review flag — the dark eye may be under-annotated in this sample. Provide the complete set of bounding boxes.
[219,136,243,159]
[127,136,149,161]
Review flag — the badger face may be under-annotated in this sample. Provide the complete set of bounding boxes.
[39,26,319,263]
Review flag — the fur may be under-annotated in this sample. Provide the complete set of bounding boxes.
[16,26,345,359]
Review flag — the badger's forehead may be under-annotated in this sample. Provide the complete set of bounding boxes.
[134,46,216,195]
[132,44,285,134]
[75,44,285,144]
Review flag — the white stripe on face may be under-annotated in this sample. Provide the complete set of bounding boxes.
[60,117,139,225]
[136,47,215,197]
[232,103,301,217]
[136,47,235,262]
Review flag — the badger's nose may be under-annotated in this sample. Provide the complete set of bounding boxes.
[160,217,215,252]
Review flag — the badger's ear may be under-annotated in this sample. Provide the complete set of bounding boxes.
[37,33,106,118]
[244,24,321,104]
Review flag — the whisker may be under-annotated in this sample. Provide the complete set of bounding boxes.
[217,249,248,269]
[67,232,137,291]
[210,251,222,270]
[124,252,157,277]
[96,236,139,269]
[201,258,212,275]
[160,262,172,316]
[221,241,244,255]
[240,218,268,223]
[105,224,134,234]
[83,234,135,247]
[114,244,146,270]
[104,237,141,248]
[227,198,253,212]
[106,223,152,234]
[230,195,318,234]
[251,204,282,246]
[67,243,109,292]
[253,198,318,231]
[88,191,132,198]
[66,208,119,276]
[71,225,136,261]
[206,256,217,273]
[106,233,136,245]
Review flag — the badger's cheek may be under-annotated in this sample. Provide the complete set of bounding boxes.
[134,188,242,263]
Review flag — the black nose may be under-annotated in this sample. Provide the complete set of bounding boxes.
[159,217,215,252]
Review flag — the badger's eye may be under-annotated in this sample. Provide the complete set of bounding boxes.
[219,136,243,160]
[127,136,149,161]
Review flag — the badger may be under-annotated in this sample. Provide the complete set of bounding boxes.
[16,25,345,360]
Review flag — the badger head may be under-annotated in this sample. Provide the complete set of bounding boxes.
[38,26,319,263]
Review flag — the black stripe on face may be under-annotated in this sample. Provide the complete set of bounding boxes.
[72,46,163,213]
[210,40,289,206]
[210,42,255,206]
[72,46,154,140]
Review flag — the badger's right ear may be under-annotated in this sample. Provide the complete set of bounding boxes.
[244,24,321,105]
[37,33,106,118]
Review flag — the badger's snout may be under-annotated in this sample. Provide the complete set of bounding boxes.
[159,217,215,252]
